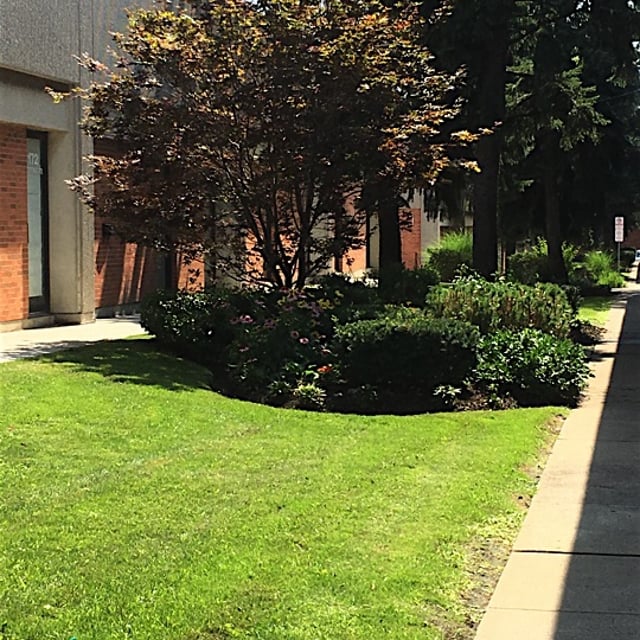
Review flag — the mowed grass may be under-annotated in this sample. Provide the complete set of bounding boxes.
[578,295,612,327]
[0,340,563,640]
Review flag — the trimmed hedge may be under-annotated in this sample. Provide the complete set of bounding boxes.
[140,289,234,364]
[334,309,480,395]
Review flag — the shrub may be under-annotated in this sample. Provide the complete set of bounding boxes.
[220,288,336,401]
[289,382,327,410]
[583,250,616,283]
[334,309,480,396]
[569,249,625,292]
[377,263,439,306]
[313,273,382,323]
[507,239,579,285]
[140,289,235,364]
[620,247,636,270]
[425,230,473,282]
[142,287,338,403]
[507,249,549,285]
[474,328,590,407]
[425,275,574,337]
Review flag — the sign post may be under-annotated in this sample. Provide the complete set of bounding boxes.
[615,216,624,271]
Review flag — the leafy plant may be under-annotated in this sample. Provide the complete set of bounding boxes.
[290,383,328,410]
[474,328,590,406]
[425,275,574,337]
[507,239,580,285]
[424,230,473,282]
[140,289,235,364]
[582,250,625,287]
[376,263,439,306]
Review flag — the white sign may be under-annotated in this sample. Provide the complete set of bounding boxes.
[615,216,624,243]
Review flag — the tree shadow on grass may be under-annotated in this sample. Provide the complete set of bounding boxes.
[45,339,213,392]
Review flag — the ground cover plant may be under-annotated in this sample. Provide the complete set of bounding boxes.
[0,340,563,640]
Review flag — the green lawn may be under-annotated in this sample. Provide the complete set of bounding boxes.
[0,341,563,640]
[578,295,613,327]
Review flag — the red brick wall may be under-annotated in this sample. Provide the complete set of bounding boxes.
[345,207,423,274]
[94,222,204,309]
[0,124,28,322]
[622,229,640,249]
[94,221,159,308]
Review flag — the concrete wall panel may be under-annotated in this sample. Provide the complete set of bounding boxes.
[0,0,140,83]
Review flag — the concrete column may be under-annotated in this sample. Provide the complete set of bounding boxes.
[47,122,95,324]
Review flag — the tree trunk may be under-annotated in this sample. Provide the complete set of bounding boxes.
[378,194,402,270]
[471,7,512,278]
[542,133,568,283]
[473,133,501,277]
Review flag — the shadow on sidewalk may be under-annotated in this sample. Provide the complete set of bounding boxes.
[1,340,96,361]
[552,291,640,639]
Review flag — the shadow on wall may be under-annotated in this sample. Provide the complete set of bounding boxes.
[95,227,157,308]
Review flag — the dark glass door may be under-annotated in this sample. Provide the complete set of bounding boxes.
[27,131,49,313]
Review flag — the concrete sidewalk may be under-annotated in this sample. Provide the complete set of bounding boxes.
[475,286,640,639]
[0,316,145,362]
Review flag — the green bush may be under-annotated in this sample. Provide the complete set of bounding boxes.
[140,289,235,364]
[474,328,590,407]
[224,288,336,401]
[507,249,549,284]
[313,273,383,323]
[425,275,574,337]
[377,263,439,306]
[507,239,580,285]
[142,287,338,403]
[583,250,613,281]
[620,247,636,270]
[581,250,625,288]
[425,231,473,282]
[334,309,480,396]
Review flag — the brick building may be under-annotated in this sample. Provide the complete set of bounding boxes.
[0,0,197,331]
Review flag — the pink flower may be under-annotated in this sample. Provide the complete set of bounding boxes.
[299,337,309,345]
[290,330,300,339]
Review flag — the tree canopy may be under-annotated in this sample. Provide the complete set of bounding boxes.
[424,0,640,280]
[70,0,472,287]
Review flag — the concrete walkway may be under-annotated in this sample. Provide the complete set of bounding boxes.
[0,316,144,362]
[475,285,640,639]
